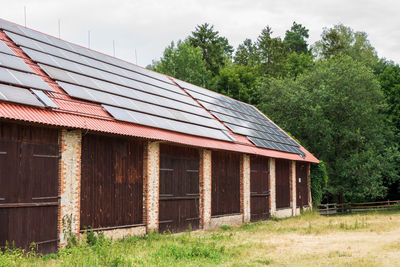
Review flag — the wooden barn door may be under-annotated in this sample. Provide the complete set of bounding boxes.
[296,162,309,208]
[275,159,290,209]
[80,134,143,230]
[250,156,270,221]
[159,144,199,233]
[0,123,59,254]
[211,151,241,216]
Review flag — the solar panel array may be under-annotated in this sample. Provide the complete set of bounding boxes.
[0,18,307,156]
[0,19,233,142]
[174,79,306,157]
[0,34,57,108]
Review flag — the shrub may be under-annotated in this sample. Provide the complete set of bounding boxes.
[311,161,328,206]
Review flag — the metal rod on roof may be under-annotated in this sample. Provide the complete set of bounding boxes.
[58,19,61,38]
[135,49,137,64]
[113,40,115,57]
[24,6,27,27]
[88,30,91,48]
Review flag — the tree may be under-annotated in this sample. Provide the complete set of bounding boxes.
[375,60,400,200]
[233,39,257,66]
[148,40,212,87]
[211,63,259,105]
[188,23,233,77]
[284,52,314,78]
[313,24,378,67]
[376,60,400,132]
[255,26,288,78]
[283,22,310,54]
[260,55,399,202]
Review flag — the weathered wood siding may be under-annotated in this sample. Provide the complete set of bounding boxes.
[250,155,270,221]
[211,150,240,216]
[296,162,309,207]
[80,134,143,230]
[275,158,290,209]
[0,122,59,253]
[159,144,199,233]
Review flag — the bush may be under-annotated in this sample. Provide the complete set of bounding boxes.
[311,161,328,206]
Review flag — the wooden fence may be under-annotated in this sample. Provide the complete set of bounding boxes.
[318,200,400,215]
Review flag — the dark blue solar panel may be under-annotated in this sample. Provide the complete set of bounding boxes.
[0,40,14,55]
[0,18,234,142]
[31,89,57,108]
[174,78,303,156]
[0,83,44,107]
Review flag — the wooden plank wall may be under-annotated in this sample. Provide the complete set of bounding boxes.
[275,158,290,209]
[80,134,143,230]
[296,162,309,207]
[0,122,59,253]
[250,155,270,221]
[159,144,199,232]
[211,150,241,216]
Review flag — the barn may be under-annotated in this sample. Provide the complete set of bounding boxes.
[0,18,318,253]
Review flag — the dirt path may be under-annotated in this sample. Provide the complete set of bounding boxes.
[227,212,400,266]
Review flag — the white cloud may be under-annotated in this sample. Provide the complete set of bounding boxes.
[1,0,399,66]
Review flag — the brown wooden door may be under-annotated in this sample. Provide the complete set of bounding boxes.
[159,144,199,233]
[296,162,309,208]
[80,134,143,230]
[0,123,59,254]
[211,151,241,216]
[250,156,270,221]
[275,159,290,209]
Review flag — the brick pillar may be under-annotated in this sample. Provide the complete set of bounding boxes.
[59,129,82,248]
[290,161,297,216]
[199,149,212,229]
[307,163,312,208]
[269,158,276,216]
[143,141,160,232]
[240,154,251,222]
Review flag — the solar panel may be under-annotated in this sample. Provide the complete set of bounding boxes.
[0,52,34,73]
[57,81,223,130]
[31,89,57,108]
[6,30,184,97]
[0,40,14,55]
[0,18,234,142]
[172,77,304,156]
[3,24,175,87]
[22,43,199,106]
[39,62,208,116]
[0,83,44,107]
[103,105,233,141]
[248,136,305,157]
[1,67,54,91]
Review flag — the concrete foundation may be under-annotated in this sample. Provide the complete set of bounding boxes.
[210,214,243,228]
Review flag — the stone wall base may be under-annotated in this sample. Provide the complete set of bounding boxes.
[99,226,146,240]
[274,208,293,218]
[210,214,243,228]
[295,207,301,216]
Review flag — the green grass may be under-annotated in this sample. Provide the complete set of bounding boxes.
[1,209,399,266]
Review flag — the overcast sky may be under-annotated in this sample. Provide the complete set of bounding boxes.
[1,0,399,67]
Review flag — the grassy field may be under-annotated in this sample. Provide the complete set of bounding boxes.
[1,209,400,266]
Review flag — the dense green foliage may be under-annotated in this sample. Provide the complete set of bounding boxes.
[187,23,233,77]
[262,56,399,202]
[148,40,211,87]
[310,161,328,206]
[149,22,400,203]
